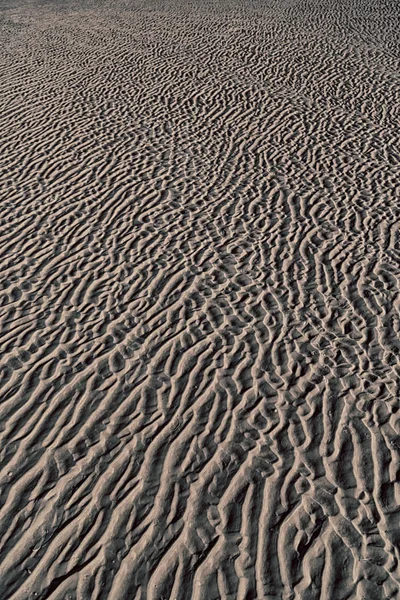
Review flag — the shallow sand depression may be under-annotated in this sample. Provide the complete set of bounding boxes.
[1,0,400,598]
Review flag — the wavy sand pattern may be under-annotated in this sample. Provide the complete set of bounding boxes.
[1,0,400,598]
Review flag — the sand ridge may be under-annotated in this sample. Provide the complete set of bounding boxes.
[0,0,400,598]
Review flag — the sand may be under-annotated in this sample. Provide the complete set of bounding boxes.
[1,0,399,598]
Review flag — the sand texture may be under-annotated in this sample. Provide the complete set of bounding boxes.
[1,0,400,598]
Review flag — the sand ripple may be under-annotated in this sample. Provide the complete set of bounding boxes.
[0,0,399,598]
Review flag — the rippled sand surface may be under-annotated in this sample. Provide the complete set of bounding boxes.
[1,0,400,598]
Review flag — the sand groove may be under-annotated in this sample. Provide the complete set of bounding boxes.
[1,0,400,598]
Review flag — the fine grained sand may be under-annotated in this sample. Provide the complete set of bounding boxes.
[1,0,400,598]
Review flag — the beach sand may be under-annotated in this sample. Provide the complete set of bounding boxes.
[0,0,399,598]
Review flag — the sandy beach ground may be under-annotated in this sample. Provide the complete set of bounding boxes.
[1,0,399,598]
